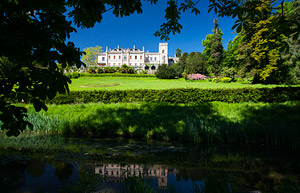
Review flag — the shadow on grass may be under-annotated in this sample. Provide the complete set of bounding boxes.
[61,102,300,148]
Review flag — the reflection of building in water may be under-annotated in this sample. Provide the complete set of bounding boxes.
[147,166,168,188]
[95,163,143,182]
[95,163,172,188]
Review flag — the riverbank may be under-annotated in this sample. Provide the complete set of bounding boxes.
[1,137,300,193]
[4,101,299,148]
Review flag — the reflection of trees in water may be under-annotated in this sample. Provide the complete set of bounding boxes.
[0,161,27,192]
[53,162,74,181]
[27,159,46,178]
[174,168,300,193]
[60,170,101,193]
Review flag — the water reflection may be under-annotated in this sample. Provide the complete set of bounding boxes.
[1,139,300,193]
[95,164,171,188]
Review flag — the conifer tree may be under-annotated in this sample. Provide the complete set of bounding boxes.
[202,19,224,75]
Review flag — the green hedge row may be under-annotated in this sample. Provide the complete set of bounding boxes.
[79,73,156,78]
[49,87,300,104]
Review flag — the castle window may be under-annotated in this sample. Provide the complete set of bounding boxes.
[150,57,152,61]
[130,56,132,59]
[102,57,105,61]
[124,55,127,60]
[109,56,110,59]
[135,56,137,60]
[114,56,116,59]
[162,50,164,53]
[119,56,121,59]
[140,56,142,59]
[135,63,137,66]
[154,57,157,61]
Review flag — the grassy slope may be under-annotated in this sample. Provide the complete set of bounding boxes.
[22,101,300,148]
[68,77,285,91]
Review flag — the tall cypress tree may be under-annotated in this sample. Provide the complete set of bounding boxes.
[202,18,224,75]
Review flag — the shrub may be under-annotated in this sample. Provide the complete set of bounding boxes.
[220,67,236,78]
[96,67,103,74]
[88,67,96,73]
[139,70,148,74]
[220,77,232,83]
[212,78,220,83]
[155,64,177,79]
[182,72,187,79]
[79,73,155,78]
[65,72,81,79]
[48,87,300,104]
[187,74,208,80]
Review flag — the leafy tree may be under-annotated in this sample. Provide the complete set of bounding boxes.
[202,19,224,75]
[202,34,214,62]
[238,0,290,83]
[281,0,300,84]
[185,52,208,75]
[223,36,241,69]
[175,48,182,57]
[171,52,188,77]
[81,46,102,67]
[155,64,177,79]
[212,0,300,83]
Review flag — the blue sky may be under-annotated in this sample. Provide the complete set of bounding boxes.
[68,1,237,56]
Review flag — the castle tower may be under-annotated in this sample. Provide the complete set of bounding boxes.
[159,43,168,64]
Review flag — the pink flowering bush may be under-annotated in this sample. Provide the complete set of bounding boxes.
[187,74,208,80]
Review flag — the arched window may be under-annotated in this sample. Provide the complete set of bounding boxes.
[162,50,164,53]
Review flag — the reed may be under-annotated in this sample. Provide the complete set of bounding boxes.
[4,101,300,148]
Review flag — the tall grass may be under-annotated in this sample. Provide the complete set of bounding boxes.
[12,101,300,148]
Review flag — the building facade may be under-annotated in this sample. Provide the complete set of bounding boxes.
[97,43,170,71]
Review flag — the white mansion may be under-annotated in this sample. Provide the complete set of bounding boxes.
[97,43,178,71]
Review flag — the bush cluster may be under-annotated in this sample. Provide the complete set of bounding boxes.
[212,77,232,83]
[85,64,136,74]
[155,64,177,79]
[49,87,300,104]
[65,72,80,79]
[186,74,208,80]
[79,73,155,78]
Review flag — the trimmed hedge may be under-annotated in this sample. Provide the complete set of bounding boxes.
[49,87,300,104]
[79,73,156,78]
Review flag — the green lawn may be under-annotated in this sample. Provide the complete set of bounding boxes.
[69,77,286,91]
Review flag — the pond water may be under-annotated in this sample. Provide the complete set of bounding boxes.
[1,138,300,193]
